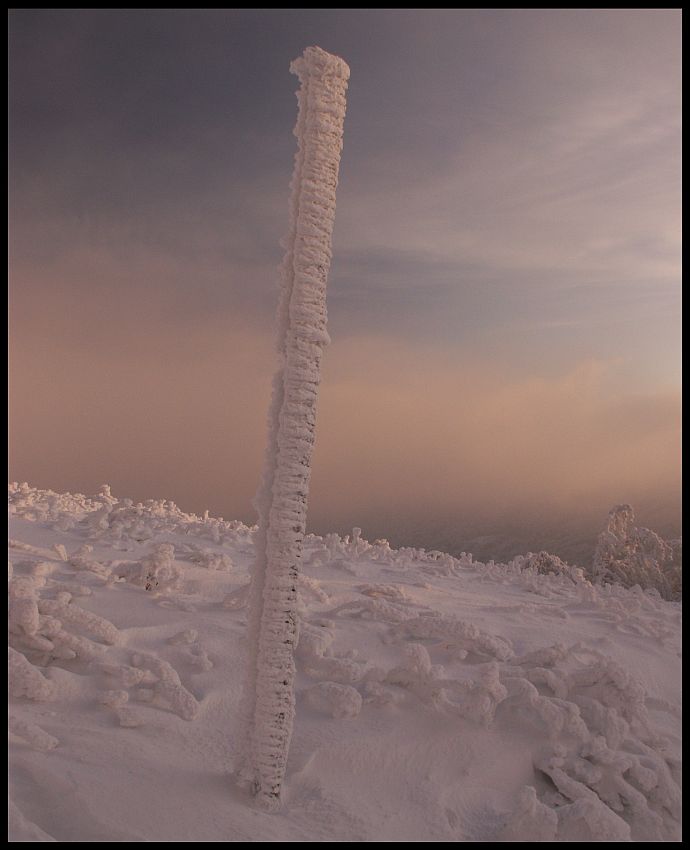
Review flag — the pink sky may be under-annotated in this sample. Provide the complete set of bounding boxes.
[9,10,681,553]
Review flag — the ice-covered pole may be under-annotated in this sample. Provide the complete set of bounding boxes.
[239,46,349,810]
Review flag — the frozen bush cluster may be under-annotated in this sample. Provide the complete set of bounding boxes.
[38,592,119,646]
[520,551,580,580]
[374,630,681,841]
[9,566,119,668]
[500,644,681,841]
[307,508,681,605]
[8,482,102,528]
[591,505,681,600]
[306,528,466,576]
[97,652,199,726]
[8,482,254,549]
[381,644,508,726]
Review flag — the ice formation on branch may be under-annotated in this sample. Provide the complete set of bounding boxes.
[239,45,349,809]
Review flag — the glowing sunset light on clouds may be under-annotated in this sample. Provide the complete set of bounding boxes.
[9,9,681,564]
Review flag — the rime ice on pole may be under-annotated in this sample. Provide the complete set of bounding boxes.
[239,46,349,809]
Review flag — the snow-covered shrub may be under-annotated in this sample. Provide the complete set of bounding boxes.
[8,647,56,700]
[383,644,508,725]
[296,621,334,659]
[38,592,119,646]
[8,577,40,637]
[496,643,682,841]
[8,715,59,751]
[296,619,364,683]
[129,652,199,720]
[394,613,514,661]
[303,682,362,719]
[187,547,233,571]
[8,483,253,551]
[357,583,409,602]
[112,544,181,592]
[522,551,575,578]
[297,573,330,603]
[9,559,121,668]
[69,544,109,577]
[590,505,680,600]
[498,786,558,842]
[458,661,508,727]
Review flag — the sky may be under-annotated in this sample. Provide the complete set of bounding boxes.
[8,9,681,560]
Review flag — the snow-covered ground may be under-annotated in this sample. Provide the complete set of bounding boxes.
[8,484,682,842]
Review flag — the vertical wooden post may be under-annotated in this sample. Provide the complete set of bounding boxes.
[240,46,349,810]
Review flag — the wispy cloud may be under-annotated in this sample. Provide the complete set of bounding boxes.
[9,9,681,537]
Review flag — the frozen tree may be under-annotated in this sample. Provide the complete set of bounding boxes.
[238,46,349,809]
[591,505,680,600]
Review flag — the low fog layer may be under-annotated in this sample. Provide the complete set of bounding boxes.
[10,313,680,566]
